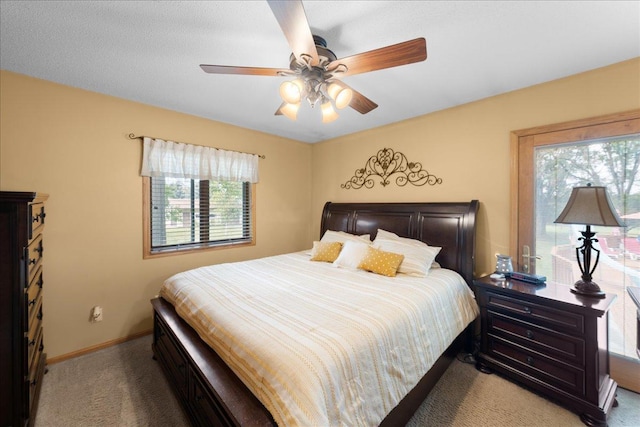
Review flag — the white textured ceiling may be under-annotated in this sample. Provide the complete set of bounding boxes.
[1,1,639,143]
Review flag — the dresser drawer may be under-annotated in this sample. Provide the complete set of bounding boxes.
[26,266,44,325]
[488,335,585,396]
[27,308,43,370]
[29,329,45,375]
[25,233,44,283]
[28,203,46,241]
[488,310,585,366]
[27,343,46,415]
[485,291,584,334]
[154,316,188,399]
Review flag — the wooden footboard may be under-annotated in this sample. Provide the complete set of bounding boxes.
[152,296,472,427]
[151,297,274,426]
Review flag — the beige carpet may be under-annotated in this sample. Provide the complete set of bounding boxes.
[406,355,639,427]
[35,334,639,427]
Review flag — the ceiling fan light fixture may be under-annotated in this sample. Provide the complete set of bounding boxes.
[279,80,304,104]
[321,100,339,123]
[327,83,353,109]
[280,102,300,121]
[201,2,427,124]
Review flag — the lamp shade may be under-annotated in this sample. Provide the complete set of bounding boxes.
[327,83,353,109]
[321,100,339,123]
[554,185,625,227]
[279,80,304,104]
[280,102,300,121]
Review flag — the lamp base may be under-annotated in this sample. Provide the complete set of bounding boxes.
[571,279,606,298]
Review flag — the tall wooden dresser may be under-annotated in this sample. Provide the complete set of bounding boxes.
[0,192,48,427]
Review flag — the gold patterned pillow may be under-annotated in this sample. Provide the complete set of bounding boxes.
[310,241,343,262]
[357,246,405,277]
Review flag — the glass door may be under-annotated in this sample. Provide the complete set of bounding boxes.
[513,111,640,392]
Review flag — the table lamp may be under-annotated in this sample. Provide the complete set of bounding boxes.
[554,183,625,298]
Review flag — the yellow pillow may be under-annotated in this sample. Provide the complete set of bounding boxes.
[310,241,343,262]
[357,247,405,277]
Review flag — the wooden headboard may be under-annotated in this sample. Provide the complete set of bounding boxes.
[320,201,479,285]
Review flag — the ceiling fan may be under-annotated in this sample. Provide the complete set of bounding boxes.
[200,0,427,123]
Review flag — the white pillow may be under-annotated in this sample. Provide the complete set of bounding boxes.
[333,240,371,269]
[373,229,441,277]
[375,229,407,241]
[321,230,371,245]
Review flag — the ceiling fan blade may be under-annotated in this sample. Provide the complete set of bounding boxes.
[267,0,319,66]
[349,91,378,115]
[336,82,378,114]
[328,38,427,77]
[200,64,289,77]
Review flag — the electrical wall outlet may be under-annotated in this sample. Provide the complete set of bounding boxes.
[90,306,103,322]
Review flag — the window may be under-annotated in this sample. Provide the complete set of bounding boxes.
[139,136,260,258]
[512,110,640,392]
[143,176,254,257]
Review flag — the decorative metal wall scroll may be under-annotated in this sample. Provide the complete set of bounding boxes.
[341,148,442,189]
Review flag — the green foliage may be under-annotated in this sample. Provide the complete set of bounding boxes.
[209,181,244,226]
[536,136,640,234]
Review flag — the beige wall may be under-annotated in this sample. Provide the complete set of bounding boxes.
[1,58,638,359]
[0,70,312,358]
[311,58,640,278]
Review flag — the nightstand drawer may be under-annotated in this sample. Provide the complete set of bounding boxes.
[485,291,584,334]
[488,310,585,366]
[488,335,585,396]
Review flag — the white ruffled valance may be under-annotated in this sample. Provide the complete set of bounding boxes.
[140,138,259,183]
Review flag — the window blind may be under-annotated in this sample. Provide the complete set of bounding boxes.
[149,177,252,252]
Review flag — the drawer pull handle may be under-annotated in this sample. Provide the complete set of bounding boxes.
[526,330,534,339]
[28,258,37,265]
[28,298,37,306]
[526,356,534,366]
[34,247,43,254]
[523,306,531,314]
[31,379,38,387]
[196,394,204,402]
[29,338,36,346]
[32,212,46,223]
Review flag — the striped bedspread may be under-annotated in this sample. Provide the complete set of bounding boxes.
[159,251,479,426]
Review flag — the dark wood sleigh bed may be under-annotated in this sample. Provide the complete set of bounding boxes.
[151,200,480,426]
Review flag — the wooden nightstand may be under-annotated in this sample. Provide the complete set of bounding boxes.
[473,275,618,427]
